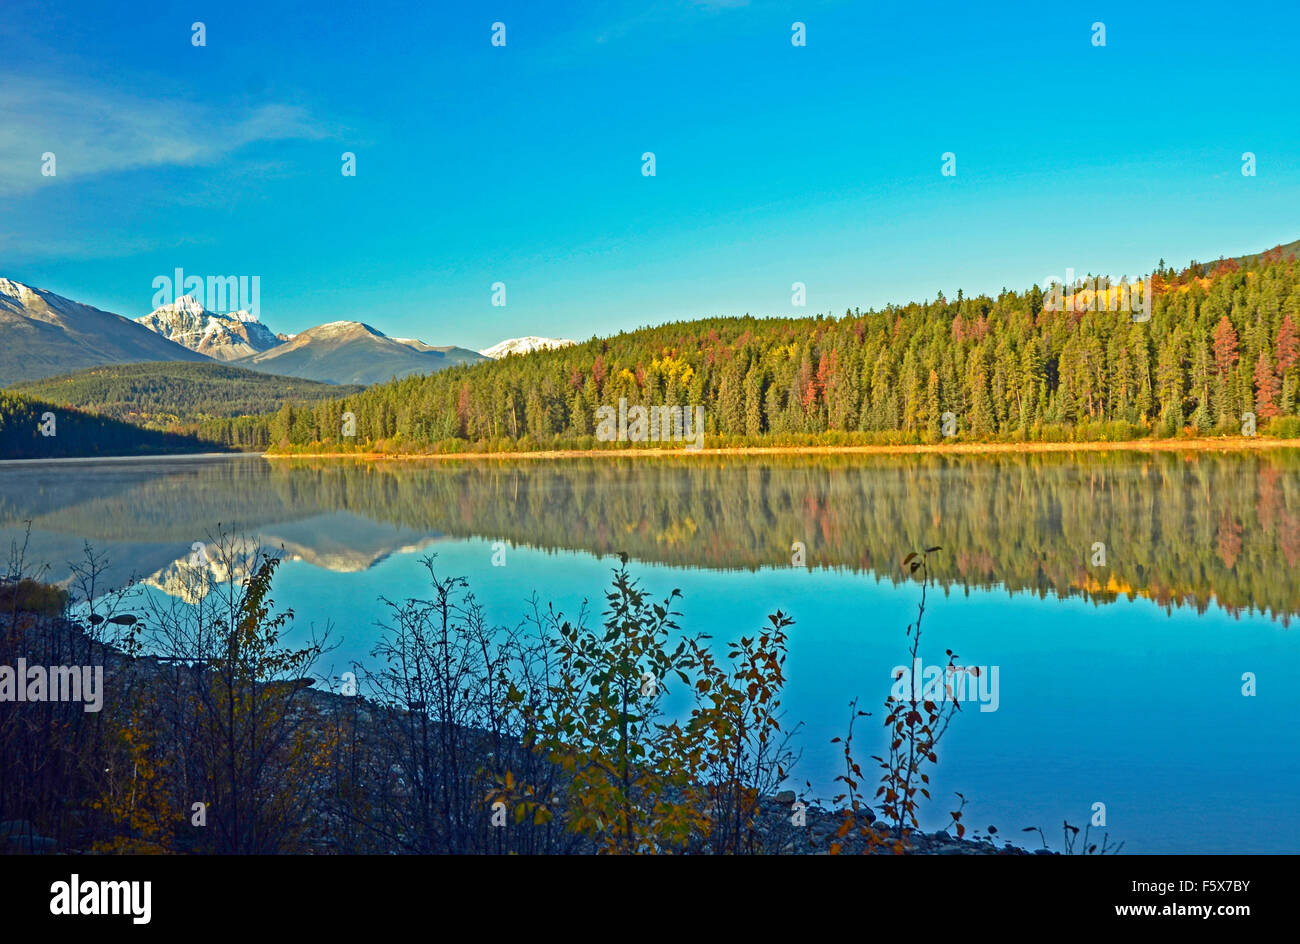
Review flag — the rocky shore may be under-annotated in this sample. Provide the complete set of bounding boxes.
[2,610,1046,855]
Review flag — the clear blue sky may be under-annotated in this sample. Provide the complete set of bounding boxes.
[2,0,1298,350]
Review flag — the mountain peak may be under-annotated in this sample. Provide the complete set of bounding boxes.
[0,276,35,298]
[0,277,74,315]
[157,294,207,314]
[301,320,386,340]
[0,276,209,386]
[234,321,487,385]
[137,297,280,361]
[480,336,577,359]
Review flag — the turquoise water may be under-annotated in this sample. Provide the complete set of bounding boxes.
[3,452,1298,852]
[272,539,1298,854]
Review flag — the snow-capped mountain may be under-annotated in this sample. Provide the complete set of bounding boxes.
[480,336,577,359]
[0,277,209,385]
[135,295,281,361]
[232,320,487,385]
[1,275,492,388]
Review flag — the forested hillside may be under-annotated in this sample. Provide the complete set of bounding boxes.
[9,362,363,430]
[200,247,1300,453]
[0,390,219,459]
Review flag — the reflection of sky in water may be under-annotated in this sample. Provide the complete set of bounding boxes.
[250,538,1298,855]
[5,454,1299,853]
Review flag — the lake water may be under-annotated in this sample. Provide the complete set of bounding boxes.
[3,450,1298,853]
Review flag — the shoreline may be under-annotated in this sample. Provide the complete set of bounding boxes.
[0,451,252,466]
[5,437,1297,465]
[3,611,1041,856]
[261,436,1300,462]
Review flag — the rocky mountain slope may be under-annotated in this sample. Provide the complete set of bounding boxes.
[0,278,209,386]
[135,295,280,361]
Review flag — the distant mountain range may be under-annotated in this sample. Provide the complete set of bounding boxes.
[229,320,485,385]
[134,297,488,383]
[0,278,208,386]
[0,279,551,387]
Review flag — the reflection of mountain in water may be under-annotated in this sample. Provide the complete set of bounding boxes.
[2,451,1298,621]
[0,456,447,594]
[254,512,446,573]
[142,543,253,605]
[132,512,448,602]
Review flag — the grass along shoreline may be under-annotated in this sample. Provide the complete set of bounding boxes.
[261,435,1300,461]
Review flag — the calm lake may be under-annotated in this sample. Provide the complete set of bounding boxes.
[3,450,1298,853]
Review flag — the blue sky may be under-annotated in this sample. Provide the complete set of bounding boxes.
[2,0,1298,350]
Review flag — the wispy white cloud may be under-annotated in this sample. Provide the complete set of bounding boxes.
[0,228,212,260]
[0,76,333,195]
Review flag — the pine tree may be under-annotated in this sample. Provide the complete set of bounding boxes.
[1255,348,1282,419]
[967,346,996,435]
[1276,314,1299,374]
[717,362,743,435]
[743,364,765,437]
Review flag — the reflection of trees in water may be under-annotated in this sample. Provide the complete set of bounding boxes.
[3,451,1298,622]
[0,456,278,541]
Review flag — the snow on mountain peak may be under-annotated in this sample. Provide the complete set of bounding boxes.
[308,320,385,339]
[136,296,280,360]
[157,294,207,315]
[0,277,35,299]
[480,336,577,359]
